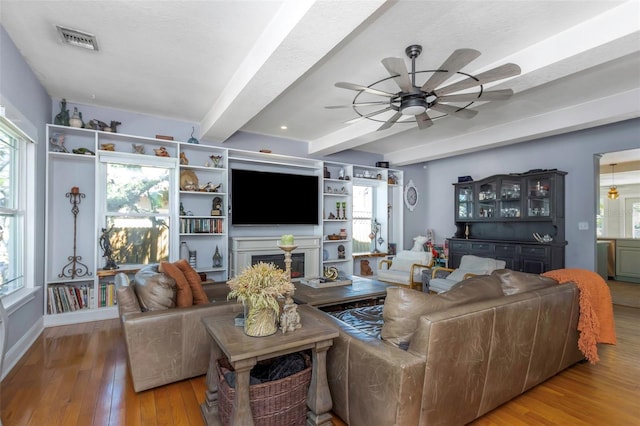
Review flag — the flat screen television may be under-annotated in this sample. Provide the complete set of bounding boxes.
[231,169,319,225]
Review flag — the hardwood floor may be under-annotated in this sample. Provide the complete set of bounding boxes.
[1,304,638,425]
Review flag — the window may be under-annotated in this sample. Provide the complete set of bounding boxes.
[0,116,33,296]
[99,155,176,266]
[352,185,373,253]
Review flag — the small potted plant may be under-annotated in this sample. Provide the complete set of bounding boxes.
[227,262,294,337]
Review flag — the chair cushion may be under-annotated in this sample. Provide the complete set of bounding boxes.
[492,269,557,295]
[133,264,177,311]
[428,277,459,294]
[389,251,432,272]
[446,255,506,281]
[381,274,504,348]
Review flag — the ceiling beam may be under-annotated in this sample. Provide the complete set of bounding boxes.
[200,0,387,142]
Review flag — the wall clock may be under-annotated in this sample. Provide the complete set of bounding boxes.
[404,179,419,211]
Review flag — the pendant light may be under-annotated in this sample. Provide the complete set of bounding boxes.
[607,163,619,200]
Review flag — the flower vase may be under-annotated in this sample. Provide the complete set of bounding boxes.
[243,300,278,337]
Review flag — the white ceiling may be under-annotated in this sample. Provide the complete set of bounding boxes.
[1,0,639,166]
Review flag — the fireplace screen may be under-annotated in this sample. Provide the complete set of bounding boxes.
[251,253,304,279]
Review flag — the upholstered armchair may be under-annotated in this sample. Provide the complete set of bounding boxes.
[378,250,434,290]
[424,255,506,293]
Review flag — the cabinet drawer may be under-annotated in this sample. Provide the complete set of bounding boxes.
[495,244,517,257]
[450,241,471,250]
[520,245,548,257]
[470,243,494,252]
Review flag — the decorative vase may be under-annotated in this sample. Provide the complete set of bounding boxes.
[180,241,190,260]
[243,300,278,337]
[69,107,83,128]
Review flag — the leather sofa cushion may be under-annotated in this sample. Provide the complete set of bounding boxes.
[175,259,209,304]
[116,285,141,315]
[492,269,557,295]
[381,275,504,348]
[159,261,193,307]
[134,264,177,311]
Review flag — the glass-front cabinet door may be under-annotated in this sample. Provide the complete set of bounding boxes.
[477,181,497,218]
[526,176,551,217]
[499,178,521,218]
[456,184,474,220]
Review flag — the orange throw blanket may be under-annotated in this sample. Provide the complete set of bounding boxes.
[542,269,616,364]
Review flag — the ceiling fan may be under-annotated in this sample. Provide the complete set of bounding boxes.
[327,45,521,131]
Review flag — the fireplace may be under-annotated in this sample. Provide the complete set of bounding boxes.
[231,236,321,279]
[252,253,305,279]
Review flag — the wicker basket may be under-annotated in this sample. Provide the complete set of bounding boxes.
[216,353,312,426]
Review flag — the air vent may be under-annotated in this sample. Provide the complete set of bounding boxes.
[56,26,99,51]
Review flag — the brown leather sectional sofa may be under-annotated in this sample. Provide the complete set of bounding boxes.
[304,271,584,426]
[117,274,235,392]
[117,267,583,426]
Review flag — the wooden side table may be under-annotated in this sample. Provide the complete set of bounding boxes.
[200,304,339,426]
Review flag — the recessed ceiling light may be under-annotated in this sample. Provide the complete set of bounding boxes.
[280,125,288,130]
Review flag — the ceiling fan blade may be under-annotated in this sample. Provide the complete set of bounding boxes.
[430,103,478,119]
[421,48,481,93]
[435,63,521,96]
[335,82,396,98]
[438,89,514,102]
[381,57,413,92]
[344,107,392,124]
[415,112,433,129]
[325,101,389,109]
[378,111,403,131]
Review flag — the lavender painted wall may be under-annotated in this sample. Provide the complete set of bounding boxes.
[413,118,640,271]
[0,25,51,361]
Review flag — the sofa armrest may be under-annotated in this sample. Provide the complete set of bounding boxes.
[122,301,241,392]
[305,307,425,426]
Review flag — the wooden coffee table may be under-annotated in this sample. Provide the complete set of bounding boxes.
[200,304,339,426]
[293,275,390,309]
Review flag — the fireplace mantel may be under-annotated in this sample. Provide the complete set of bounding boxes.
[231,236,321,278]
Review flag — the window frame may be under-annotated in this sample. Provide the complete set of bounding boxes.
[0,115,36,308]
[352,184,375,253]
[97,152,178,268]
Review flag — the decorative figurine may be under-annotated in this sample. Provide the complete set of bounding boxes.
[280,298,302,334]
[338,244,346,259]
[180,152,189,164]
[99,225,118,270]
[209,155,222,167]
[132,144,145,154]
[154,146,170,157]
[49,133,68,153]
[108,121,122,133]
[187,127,199,144]
[211,197,222,216]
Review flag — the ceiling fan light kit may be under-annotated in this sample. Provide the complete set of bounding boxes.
[329,44,521,131]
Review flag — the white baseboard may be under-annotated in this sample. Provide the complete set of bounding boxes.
[2,316,44,380]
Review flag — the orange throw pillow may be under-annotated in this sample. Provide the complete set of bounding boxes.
[176,259,209,305]
[159,261,193,307]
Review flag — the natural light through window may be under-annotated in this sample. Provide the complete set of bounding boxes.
[103,162,172,265]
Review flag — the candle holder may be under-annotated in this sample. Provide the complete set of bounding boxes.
[59,187,92,279]
[278,243,302,334]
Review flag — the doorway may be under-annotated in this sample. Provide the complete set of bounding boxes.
[596,149,640,284]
